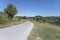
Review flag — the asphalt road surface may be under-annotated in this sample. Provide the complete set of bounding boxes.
[0,21,33,40]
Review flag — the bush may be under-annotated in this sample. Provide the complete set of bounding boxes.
[0,20,9,25]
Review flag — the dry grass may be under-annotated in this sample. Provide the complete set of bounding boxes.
[0,19,26,29]
[35,37,42,40]
[27,21,60,40]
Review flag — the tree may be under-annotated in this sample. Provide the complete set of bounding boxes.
[34,15,43,21]
[4,4,17,20]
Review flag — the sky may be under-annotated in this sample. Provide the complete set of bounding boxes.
[0,0,60,17]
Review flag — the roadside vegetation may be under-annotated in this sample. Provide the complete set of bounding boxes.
[0,19,25,28]
[28,16,60,26]
[27,21,60,40]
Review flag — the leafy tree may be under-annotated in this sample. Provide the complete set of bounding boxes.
[23,16,27,19]
[4,4,17,20]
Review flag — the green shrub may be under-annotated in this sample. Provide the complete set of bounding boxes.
[0,20,9,25]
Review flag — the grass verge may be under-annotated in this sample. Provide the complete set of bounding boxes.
[27,21,60,40]
[0,19,26,29]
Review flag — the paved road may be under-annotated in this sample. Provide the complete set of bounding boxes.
[0,21,33,40]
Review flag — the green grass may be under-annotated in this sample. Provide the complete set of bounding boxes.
[28,21,60,40]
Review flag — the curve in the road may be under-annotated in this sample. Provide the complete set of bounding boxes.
[0,21,33,40]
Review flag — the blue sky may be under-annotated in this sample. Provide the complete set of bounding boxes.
[0,0,60,16]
